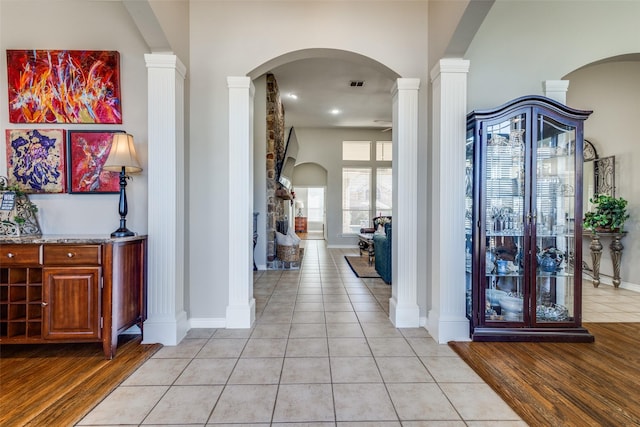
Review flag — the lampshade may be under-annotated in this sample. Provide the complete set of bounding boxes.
[103,133,142,173]
[295,201,304,209]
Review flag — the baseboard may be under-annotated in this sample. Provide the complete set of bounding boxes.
[389,297,420,327]
[142,310,189,346]
[427,310,471,344]
[189,317,227,328]
[583,274,640,293]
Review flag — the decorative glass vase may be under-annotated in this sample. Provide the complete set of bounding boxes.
[539,256,556,273]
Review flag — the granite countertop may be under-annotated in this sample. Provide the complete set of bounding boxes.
[0,234,146,244]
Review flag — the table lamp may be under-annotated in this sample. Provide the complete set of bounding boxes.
[103,133,142,237]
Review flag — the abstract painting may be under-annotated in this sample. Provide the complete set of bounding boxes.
[6,50,122,124]
[67,130,122,193]
[5,129,66,193]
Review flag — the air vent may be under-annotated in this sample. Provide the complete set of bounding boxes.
[349,80,365,87]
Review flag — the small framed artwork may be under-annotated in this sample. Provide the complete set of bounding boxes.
[5,129,66,193]
[67,130,123,193]
[6,50,122,124]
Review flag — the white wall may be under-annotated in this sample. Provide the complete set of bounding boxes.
[465,0,640,110]
[566,60,640,288]
[0,1,150,236]
[0,0,432,327]
[293,163,328,187]
[294,128,393,247]
[187,1,429,320]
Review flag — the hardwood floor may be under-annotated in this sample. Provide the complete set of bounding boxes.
[296,231,324,240]
[450,322,640,427]
[0,335,161,427]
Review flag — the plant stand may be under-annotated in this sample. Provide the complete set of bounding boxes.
[585,230,627,287]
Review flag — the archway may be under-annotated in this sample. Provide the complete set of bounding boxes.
[226,48,422,329]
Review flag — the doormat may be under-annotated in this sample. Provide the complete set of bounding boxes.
[345,255,380,278]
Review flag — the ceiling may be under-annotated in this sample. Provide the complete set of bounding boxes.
[269,57,396,130]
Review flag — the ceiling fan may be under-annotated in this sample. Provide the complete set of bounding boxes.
[375,119,392,132]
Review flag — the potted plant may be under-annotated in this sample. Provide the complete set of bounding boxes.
[0,177,41,236]
[583,194,630,232]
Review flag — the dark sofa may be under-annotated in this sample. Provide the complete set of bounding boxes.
[373,222,392,284]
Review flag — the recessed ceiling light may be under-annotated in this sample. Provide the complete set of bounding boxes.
[287,93,298,99]
[330,109,341,115]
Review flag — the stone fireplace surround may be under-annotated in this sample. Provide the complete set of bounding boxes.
[265,73,290,269]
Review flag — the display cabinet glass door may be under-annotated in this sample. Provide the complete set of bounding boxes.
[532,112,578,325]
[467,95,592,342]
[482,113,527,324]
[465,129,474,319]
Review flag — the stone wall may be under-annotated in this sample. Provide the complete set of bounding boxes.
[266,73,286,266]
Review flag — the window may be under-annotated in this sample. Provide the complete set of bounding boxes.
[343,141,371,161]
[341,140,392,233]
[376,167,392,217]
[307,188,324,222]
[376,141,392,161]
[342,168,371,233]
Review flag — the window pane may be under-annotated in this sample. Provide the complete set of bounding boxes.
[376,141,392,161]
[343,141,371,161]
[307,188,324,222]
[376,167,392,215]
[343,167,371,233]
[343,210,372,234]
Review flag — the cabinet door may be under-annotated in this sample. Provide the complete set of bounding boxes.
[42,267,101,340]
[481,111,528,325]
[532,111,580,325]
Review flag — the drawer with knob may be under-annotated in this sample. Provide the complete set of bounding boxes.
[43,245,101,266]
[0,244,41,266]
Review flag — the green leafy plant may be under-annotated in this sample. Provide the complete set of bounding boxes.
[583,194,630,232]
[0,178,39,233]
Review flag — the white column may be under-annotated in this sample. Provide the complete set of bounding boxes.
[389,78,421,328]
[543,80,570,104]
[143,54,188,345]
[428,58,470,343]
[226,77,256,328]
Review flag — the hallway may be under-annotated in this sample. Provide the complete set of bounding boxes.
[78,240,524,425]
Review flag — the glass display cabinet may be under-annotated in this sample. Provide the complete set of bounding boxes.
[465,95,594,342]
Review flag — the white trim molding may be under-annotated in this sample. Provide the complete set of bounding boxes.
[189,317,227,329]
[428,58,471,343]
[389,78,421,328]
[226,76,256,328]
[143,53,189,346]
[543,80,570,104]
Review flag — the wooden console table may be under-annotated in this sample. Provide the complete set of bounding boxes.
[584,230,626,288]
[295,216,307,233]
[0,235,147,358]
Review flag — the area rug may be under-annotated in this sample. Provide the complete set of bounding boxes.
[345,255,380,278]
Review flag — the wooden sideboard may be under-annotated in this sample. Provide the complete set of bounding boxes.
[295,217,307,233]
[0,235,147,359]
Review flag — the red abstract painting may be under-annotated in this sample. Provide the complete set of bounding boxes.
[67,131,122,193]
[6,50,122,124]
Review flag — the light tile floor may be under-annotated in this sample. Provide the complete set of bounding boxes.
[80,239,640,426]
[582,278,640,322]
